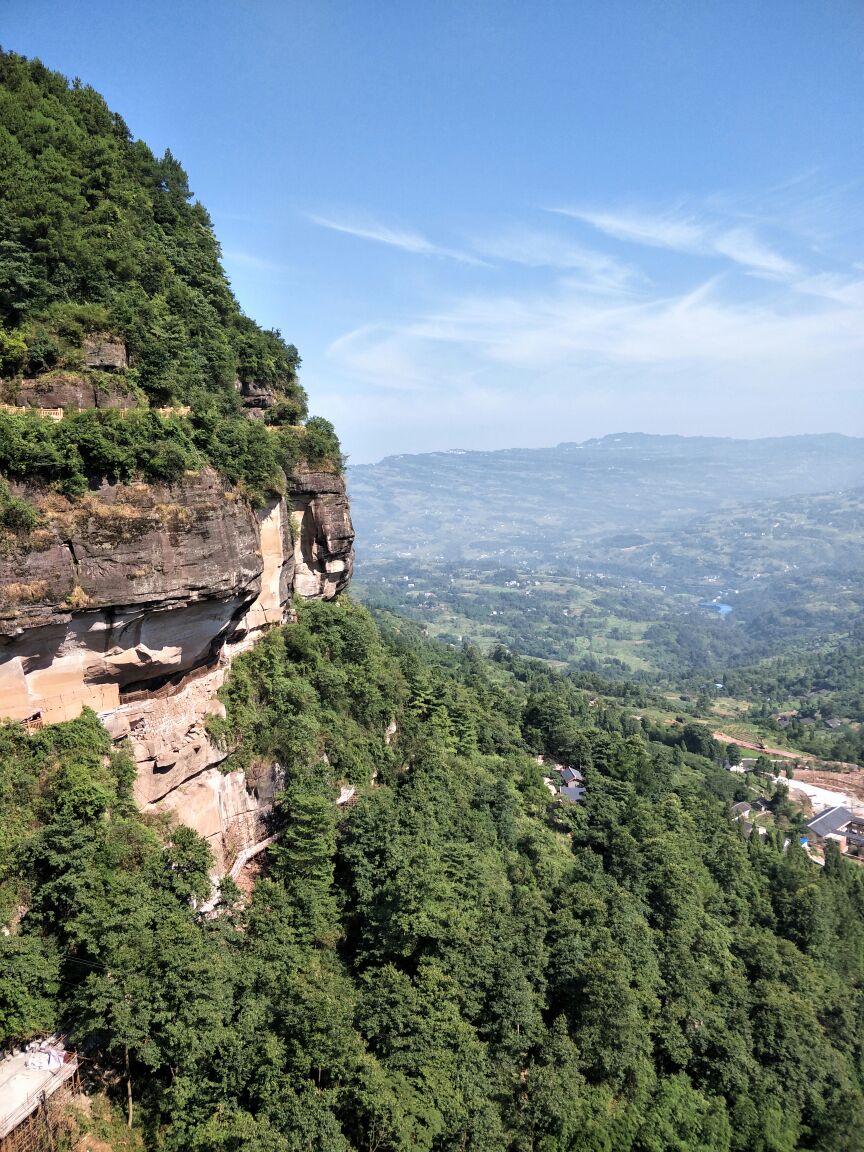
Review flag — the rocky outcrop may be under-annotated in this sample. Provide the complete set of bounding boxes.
[2,373,137,410]
[0,471,266,723]
[0,465,354,872]
[291,468,354,599]
[83,332,128,371]
[240,379,277,412]
[148,764,284,872]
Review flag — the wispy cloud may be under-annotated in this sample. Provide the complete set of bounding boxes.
[322,261,864,461]
[794,272,864,307]
[552,204,800,278]
[553,206,703,253]
[304,187,862,459]
[327,325,429,390]
[713,227,799,278]
[326,267,864,402]
[308,213,485,265]
[469,226,639,293]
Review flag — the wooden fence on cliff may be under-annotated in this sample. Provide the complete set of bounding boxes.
[0,404,190,421]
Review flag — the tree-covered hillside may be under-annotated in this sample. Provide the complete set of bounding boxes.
[0,50,341,500]
[713,633,864,766]
[3,600,864,1151]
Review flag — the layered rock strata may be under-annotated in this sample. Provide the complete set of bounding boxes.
[0,465,354,870]
[1,373,137,410]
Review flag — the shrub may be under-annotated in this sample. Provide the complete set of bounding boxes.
[23,326,61,374]
[301,416,344,470]
[0,324,27,375]
[0,478,38,533]
[44,301,111,343]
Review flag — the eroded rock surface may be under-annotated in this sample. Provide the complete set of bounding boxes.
[148,764,283,874]
[0,465,354,871]
[0,470,263,724]
[83,332,128,371]
[2,373,137,410]
[240,379,277,412]
[291,468,354,599]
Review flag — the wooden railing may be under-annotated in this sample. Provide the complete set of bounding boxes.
[0,404,190,421]
[0,404,62,421]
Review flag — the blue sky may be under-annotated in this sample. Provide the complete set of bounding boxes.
[4,1,864,462]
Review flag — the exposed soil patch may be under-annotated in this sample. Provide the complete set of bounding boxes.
[235,851,268,901]
[794,766,864,803]
[712,731,858,771]
[712,731,812,760]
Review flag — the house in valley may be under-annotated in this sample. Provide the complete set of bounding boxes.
[805,806,864,856]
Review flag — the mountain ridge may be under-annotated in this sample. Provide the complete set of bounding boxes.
[362,431,864,469]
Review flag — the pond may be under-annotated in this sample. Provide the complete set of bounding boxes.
[698,600,733,616]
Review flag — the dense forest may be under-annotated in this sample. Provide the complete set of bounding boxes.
[3,600,864,1151]
[0,49,342,500]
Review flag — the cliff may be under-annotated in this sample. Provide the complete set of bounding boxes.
[0,464,354,868]
[0,50,356,873]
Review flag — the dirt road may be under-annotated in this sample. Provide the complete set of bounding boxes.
[712,731,812,761]
[795,767,864,804]
[712,731,858,773]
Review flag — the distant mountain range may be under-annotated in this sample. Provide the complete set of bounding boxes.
[348,433,864,564]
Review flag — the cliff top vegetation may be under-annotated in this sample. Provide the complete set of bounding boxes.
[0,49,342,500]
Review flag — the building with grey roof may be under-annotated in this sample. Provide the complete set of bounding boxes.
[556,784,586,805]
[806,805,855,839]
[559,767,584,786]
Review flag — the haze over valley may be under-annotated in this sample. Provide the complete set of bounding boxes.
[350,432,864,678]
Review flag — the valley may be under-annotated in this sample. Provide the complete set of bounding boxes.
[350,433,864,772]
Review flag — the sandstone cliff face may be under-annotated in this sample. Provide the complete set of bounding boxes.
[82,333,128,371]
[291,468,355,599]
[1,372,138,410]
[0,464,354,870]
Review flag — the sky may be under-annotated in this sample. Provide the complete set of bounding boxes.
[4,0,864,463]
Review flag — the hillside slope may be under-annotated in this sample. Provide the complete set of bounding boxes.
[3,602,864,1150]
[349,433,864,564]
[3,52,864,1152]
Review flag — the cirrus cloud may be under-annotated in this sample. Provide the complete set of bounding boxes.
[302,189,863,461]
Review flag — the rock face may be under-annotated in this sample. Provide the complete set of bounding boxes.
[291,468,355,599]
[0,465,354,871]
[2,373,137,410]
[83,332,128,371]
[239,379,277,411]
